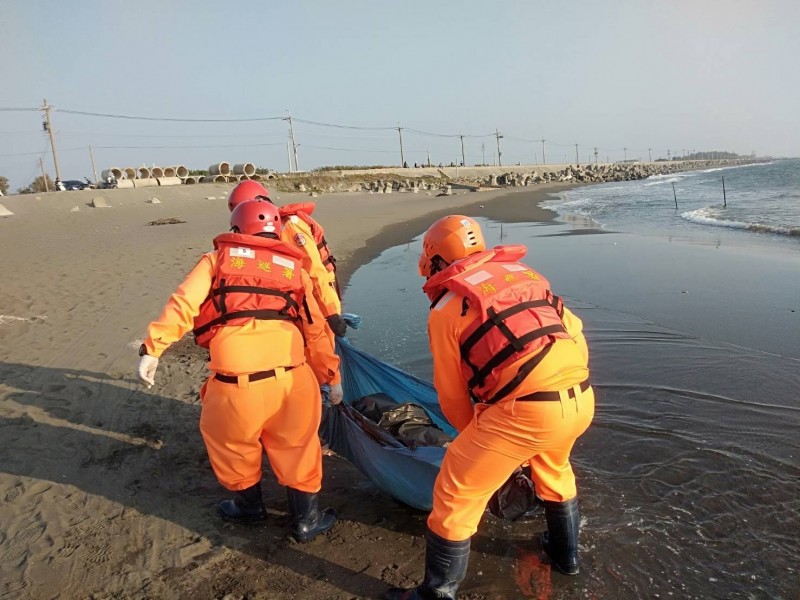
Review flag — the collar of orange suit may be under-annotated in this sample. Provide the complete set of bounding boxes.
[422,244,529,301]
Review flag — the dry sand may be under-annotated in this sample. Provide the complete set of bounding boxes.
[0,182,577,600]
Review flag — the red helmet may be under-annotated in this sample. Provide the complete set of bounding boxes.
[228,180,270,212]
[230,200,282,236]
[418,215,485,277]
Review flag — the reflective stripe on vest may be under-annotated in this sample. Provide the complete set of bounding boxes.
[192,233,307,348]
[428,252,570,404]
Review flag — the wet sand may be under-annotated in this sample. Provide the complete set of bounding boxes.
[0,182,578,599]
[341,210,800,599]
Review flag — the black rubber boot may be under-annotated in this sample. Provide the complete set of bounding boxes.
[286,487,336,543]
[385,528,471,600]
[218,481,267,523]
[540,497,580,575]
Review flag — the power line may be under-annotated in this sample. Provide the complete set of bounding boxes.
[0,107,39,112]
[302,144,397,154]
[404,128,459,138]
[57,131,285,139]
[405,127,494,139]
[12,106,494,138]
[56,108,285,123]
[292,117,395,131]
[0,146,86,158]
[0,142,287,157]
[94,142,287,150]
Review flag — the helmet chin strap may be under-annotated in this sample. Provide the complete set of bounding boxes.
[429,256,450,276]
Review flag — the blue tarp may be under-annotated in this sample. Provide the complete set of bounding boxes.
[319,337,456,511]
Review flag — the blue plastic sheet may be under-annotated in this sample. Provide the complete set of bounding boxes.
[319,337,455,511]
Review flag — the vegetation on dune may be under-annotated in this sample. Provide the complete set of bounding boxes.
[17,174,54,194]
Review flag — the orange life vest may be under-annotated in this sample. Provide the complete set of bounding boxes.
[279,202,339,285]
[423,245,570,404]
[193,232,309,348]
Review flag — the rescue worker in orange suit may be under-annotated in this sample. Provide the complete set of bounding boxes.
[227,180,346,339]
[137,199,343,543]
[386,215,594,600]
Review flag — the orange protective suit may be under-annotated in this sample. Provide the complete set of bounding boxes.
[278,204,341,318]
[143,235,340,492]
[423,248,594,541]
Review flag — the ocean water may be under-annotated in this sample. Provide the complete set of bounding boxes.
[544,158,800,242]
[340,167,800,599]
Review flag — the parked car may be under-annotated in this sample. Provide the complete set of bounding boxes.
[57,177,95,191]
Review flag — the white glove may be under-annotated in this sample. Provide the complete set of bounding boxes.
[329,383,343,405]
[138,354,159,388]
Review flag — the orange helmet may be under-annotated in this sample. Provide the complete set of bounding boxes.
[230,199,282,237]
[418,215,485,277]
[228,180,270,212]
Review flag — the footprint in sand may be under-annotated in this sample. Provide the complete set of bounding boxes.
[56,540,80,559]
[82,544,112,564]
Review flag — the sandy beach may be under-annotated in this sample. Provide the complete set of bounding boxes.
[0,182,580,600]
[3,179,798,599]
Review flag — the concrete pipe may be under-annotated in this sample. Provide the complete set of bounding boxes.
[117,179,135,189]
[201,175,226,183]
[137,167,151,179]
[156,177,182,187]
[123,167,137,180]
[209,162,231,176]
[175,165,189,178]
[102,168,123,180]
[133,178,158,188]
[251,174,262,181]
[151,166,164,178]
[163,166,176,178]
[233,163,256,176]
[184,176,198,185]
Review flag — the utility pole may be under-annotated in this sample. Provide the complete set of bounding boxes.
[38,157,49,192]
[540,139,547,165]
[495,129,503,167]
[481,142,486,165]
[667,149,671,160]
[397,125,405,167]
[623,147,628,162]
[41,99,62,181]
[459,133,465,167]
[286,111,299,172]
[286,140,293,172]
[88,145,98,184]
[574,143,579,164]
[594,147,598,164]
[648,148,652,162]
[427,149,431,168]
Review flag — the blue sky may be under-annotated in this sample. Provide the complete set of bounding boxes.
[2,0,798,190]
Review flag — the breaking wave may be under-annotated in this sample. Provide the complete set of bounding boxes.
[682,207,800,236]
